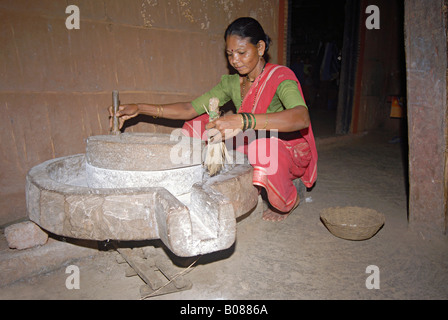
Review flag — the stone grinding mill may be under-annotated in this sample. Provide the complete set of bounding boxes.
[25,91,259,297]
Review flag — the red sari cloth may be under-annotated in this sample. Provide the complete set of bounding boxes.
[182,63,318,212]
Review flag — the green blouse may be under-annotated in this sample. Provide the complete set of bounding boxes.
[191,74,307,115]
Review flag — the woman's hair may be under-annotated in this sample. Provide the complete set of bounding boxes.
[224,17,271,58]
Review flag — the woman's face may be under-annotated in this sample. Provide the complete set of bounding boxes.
[225,35,264,76]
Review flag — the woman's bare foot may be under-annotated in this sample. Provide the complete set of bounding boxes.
[262,194,300,222]
[262,207,290,222]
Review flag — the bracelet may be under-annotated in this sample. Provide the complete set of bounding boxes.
[241,112,258,131]
[263,113,268,129]
[239,114,245,130]
[241,113,248,131]
[246,113,253,129]
[252,113,257,129]
[153,105,163,119]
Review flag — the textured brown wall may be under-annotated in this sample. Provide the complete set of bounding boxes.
[0,0,280,225]
[352,0,405,133]
[405,0,447,236]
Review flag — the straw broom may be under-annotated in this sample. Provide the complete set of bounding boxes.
[203,97,232,176]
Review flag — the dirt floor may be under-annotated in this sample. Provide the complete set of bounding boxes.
[1,129,447,301]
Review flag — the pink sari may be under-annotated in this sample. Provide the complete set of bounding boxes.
[183,63,318,212]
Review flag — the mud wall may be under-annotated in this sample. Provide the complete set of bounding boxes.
[0,0,280,225]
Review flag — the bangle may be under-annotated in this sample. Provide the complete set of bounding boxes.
[263,113,268,129]
[241,113,248,131]
[239,114,245,130]
[246,113,253,130]
[153,105,163,119]
[241,113,257,131]
[252,113,257,129]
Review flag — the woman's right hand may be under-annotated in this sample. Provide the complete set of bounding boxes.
[108,104,140,130]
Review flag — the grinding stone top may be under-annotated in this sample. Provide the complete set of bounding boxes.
[86,132,204,171]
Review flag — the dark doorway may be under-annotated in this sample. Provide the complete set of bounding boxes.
[289,0,347,138]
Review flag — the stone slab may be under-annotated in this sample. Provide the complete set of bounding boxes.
[0,237,98,287]
[86,133,203,171]
[86,161,202,196]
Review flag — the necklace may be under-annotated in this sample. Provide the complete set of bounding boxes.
[241,62,267,103]
[241,78,247,101]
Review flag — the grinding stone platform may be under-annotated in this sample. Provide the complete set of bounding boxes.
[26,133,258,257]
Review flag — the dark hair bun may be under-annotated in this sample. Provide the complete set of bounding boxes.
[264,34,271,53]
